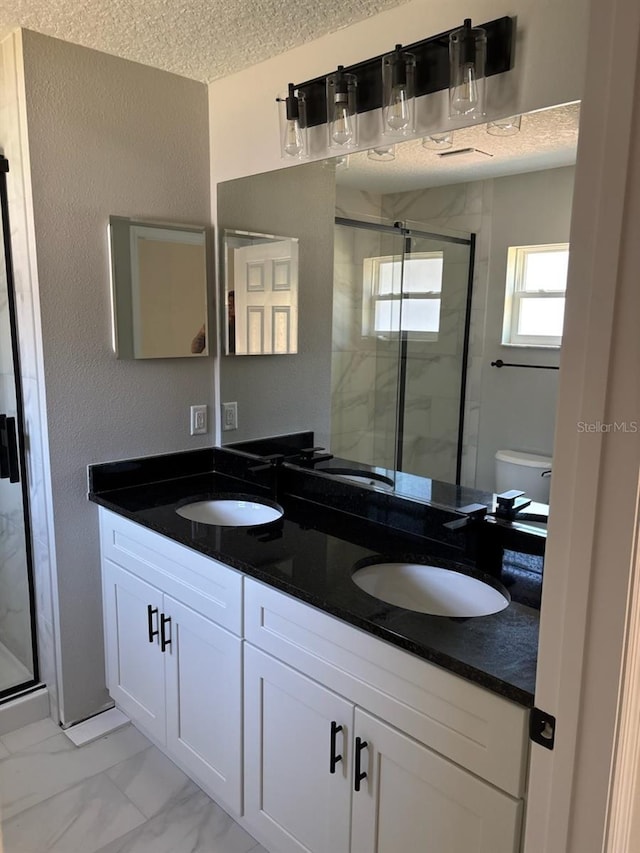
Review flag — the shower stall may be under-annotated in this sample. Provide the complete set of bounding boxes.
[331,216,474,484]
[0,156,39,699]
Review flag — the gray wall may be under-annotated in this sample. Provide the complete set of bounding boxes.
[218,164,335,447]
[475,166,574,490]
[19,31,212,723]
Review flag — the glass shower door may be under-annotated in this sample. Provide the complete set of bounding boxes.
[397,229,473,483]
[331,220,405,470]
[0,157,37,697]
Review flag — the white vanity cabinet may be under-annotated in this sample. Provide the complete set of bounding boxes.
[98,508,530,853]
[99,509,243,814]
[243,579,527,853]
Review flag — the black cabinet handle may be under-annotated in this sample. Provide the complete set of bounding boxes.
[354,736,368,792]
[160,613,172,652]
[330,721,343,774]
[147,605,159,643]
[0,415,19,483]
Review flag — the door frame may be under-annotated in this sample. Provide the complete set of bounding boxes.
[523,0,640,850]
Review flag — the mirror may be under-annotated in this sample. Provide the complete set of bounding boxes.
[109,216,209,359]
[217,102,580,501]
[223,230,299,355]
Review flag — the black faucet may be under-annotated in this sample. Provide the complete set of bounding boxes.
[247,453,285,501]
[494,490,532,521]
[443,503,488,531]
[296,446,334,467]
[247,453,286,474]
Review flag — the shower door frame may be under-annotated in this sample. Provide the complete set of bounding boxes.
[0,155,40,699]
[334,216,476,484]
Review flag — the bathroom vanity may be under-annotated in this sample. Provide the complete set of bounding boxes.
[89,446,541,853]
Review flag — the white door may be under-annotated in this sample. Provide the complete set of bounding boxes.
[103,560,165,743]
[164,596,242,814]
[233,240,298,354]
[350,708,523,853]
[244,645,352,853]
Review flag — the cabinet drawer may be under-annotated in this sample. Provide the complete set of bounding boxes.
[245,578,528,798]
[99,509,242,635]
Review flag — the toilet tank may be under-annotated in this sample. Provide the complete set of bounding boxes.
[495,450,552,503]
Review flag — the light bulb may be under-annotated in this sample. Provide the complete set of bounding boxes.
[283,118,304,156]
[451,63,479,114]
[278,83,307,159]
[331,96,354,145]
[386,85,410,131]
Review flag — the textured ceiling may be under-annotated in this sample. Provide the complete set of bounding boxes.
[336,103,581,193]
[0,0,411,82]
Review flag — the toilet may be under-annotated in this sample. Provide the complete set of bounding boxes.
[495,450,552,503]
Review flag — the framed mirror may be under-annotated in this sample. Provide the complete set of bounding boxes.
[223,229,299,355]
[109,216,209,359]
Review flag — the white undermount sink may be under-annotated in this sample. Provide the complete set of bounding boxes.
[176,498,283,527]
[352,562,510,618]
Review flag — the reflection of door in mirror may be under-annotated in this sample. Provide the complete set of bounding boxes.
[232,239,298,355]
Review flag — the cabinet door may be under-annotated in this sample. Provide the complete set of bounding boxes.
[103,559,165,743]
[164,596,242,815]
[350,708,523,853]
[244,645,352,853]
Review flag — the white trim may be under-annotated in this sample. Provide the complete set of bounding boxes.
[523,0,640,850]
[605,485,640,851]
[502,243,568,347]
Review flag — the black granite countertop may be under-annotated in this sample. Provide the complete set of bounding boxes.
[88,451,540,708]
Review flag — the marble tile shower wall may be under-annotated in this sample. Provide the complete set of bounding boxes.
[1,33,59,715]
[0,283,32,670]
[381,180,494,487]
[332,182,489,484]
[332,188,401,468]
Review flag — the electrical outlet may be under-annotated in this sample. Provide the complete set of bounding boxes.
[190,405,207,436]
[222,402,238,431]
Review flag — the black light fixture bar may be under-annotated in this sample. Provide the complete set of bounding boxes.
[295,16,514,129]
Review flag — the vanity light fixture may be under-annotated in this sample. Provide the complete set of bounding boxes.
[382,45,416,136]
[422,131,454,150]
[327,66,358,148]
[448,19,487,120]
[278,17,513,148]
[368,145,396,161]
[276,84,309,160]
[487,114,522,136]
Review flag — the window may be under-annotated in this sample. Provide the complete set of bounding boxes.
[502,243,569,347]
[363,252,444,340]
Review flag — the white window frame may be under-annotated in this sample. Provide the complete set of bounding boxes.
[502,242,569,348]
[362,251,444,341]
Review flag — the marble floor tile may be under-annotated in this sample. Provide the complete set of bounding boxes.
[0,716,60,754]
[93,789,259,853]
[0,724,150,819]
[106,745,199,819]
[1,771,146,853]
